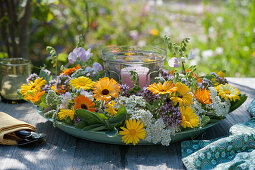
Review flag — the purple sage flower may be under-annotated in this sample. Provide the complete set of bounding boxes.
[120,84,131,97]
[161,69,173,80]
[74,116,82,124]
[26,73,39,83]
[56,74,71,90]
[159,101,182,128]
[168,57,180,68]
[140,87,160,103]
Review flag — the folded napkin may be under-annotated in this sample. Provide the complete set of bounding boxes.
[0,112,36,145]
[181,99,255,170]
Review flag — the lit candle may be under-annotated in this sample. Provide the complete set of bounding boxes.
[120,66,150,89]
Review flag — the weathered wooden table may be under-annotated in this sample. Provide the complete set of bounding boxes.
[0,78,254,170]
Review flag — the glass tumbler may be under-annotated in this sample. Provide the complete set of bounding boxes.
[0,58,31,102]
[101,46,166,88]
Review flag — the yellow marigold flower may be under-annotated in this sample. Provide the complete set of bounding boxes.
[252,51,255,57]
[217,71,225,78]
[74,95,96,112]
[171,82,193,107]
[119,119,146,145]
[124,53,135,56]
[93,77,120,102]
[148,81,177,95]
[62,64,81,75]
[20,77,46,96]
[212,77,219,86]
[105,101,117,116]
[69,76,95,90]
[24,90,45,104]
[180,106,199,128]
[150,29,159,36]
[58,109,75,120]
[215,84,240,102]
[193,88,212,104]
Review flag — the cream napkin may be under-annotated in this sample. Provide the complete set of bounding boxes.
[0,112,36,145]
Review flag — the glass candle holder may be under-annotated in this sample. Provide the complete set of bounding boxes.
[101,46,166,88]
[0,58,31,102]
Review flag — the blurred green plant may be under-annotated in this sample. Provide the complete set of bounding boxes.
[194,0,255,77]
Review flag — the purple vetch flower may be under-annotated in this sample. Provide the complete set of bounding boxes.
[93,62,103,72]
[43,69,51,76]
[159,101,182,128]
[188,49,195,60]
[120,84,130,97]
[68,47,93,63]
[68,52,78,64]
[129,30,139,40]
[140,87,160,103]
[168,57,180,68]
[26,73,39,83]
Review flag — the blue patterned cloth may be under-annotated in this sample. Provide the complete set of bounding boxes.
[182,99,255,170]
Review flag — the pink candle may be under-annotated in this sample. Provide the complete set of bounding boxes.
[120,66,150,89]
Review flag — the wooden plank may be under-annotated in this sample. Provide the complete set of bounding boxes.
[0,102,77,169]
[125,143,184,170]
[72,140,124,170]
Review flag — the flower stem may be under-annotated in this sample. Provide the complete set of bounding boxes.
[181,62,186,75]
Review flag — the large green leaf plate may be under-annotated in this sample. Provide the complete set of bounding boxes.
[37,108,219,145]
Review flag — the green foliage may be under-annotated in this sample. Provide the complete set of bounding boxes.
[75,106,127,134]
[46,46,58,75]
[128,71,141,94]
[200,115,210,127]
[39,69,50,84]
[164,36,190,58]
[195,0,255,76]
[2,0,253,77]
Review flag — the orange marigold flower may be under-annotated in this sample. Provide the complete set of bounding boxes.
[193,88,212,104]
[74,95,96,112]
[93,77,120,102]
[62,64,81,75]
[24,91,45,104]
[148,81,177,95]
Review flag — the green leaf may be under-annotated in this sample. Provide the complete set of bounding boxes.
[89,125,107,131]
[39,101,48,111]
[200,115,210,127]
[105,127,118,137]
[75,109,104,125]
[229,94,248,113]
[82,124,105,131]
[75,121,87,129]
[39,69,50,84]
[0,52,8,59]
[57,53,68,62]
[108,106,127,125]
[46,12,54,22]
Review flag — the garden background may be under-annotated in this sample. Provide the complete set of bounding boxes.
[0,0,254,77]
